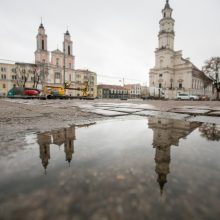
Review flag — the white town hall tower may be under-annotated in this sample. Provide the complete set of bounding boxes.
[149,0,213,99]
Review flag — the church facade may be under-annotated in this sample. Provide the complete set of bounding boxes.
[0,23,97,97]
[149,0,213,99]
[35,23,97,97]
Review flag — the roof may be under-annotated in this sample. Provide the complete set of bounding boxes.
[51,49,63,54]
[98,84,127,90]
[180,58,213,82]
[15,62,36,66]
[75,69,96,74]
[65,30,70,36]
[124,84,141,88]
[39,23,44,29]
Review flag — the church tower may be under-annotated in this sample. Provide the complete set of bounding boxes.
[158,0,175,50]
[35,22,49,64]
[63,30,75,70]
[149,0,177,90]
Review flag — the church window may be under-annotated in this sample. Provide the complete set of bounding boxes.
[42,40,44,50]
[68,46,71,55]
[56,58,59,67]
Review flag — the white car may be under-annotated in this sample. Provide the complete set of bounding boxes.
[176,93,199,101]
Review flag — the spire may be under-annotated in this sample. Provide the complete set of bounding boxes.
[39,17,44,29]
[65,30,70,36]
[164,0,171,9]
[157,174,167,196]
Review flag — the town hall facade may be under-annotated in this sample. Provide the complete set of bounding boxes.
[149,0,213,99]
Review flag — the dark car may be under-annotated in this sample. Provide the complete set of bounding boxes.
[199,95,210,101]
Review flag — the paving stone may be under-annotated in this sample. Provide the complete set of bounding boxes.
[85,109,128,117]
[208,111,220,116]
[134,110,189,120]
[108,108,143,113]
[169,108,210,115]
[186,116,220,125]
[182,106,212,110]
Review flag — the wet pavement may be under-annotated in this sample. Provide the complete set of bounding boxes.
[1,116,220,220]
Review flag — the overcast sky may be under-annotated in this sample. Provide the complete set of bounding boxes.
[0,0,220,85]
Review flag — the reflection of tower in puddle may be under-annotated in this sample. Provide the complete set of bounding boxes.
[148,117,200,195]
[37,132,51,173]
[64,127,76,164]
[37,126,76,171]
[51,126,76,164]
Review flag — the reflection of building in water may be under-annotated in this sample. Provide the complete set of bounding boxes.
[37,126,76,171]
[148,117,200,194]
[38,132,51,171]
[63,127,75,163]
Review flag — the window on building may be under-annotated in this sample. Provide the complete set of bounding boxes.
[159,83,162,88]
[3,84,6,89]
[68,46,71,55]
[31,77,35,82]
[159,74,163,77]
[56,58,59,67]
[12,75,17,80]
[55,72,61,79]
[69,74,71,81]
[1,74,6,79]
[42,40,44,50]
[179,83,182,89]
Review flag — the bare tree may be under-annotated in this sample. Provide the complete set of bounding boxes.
[32,66,41,89]
[199,123,220,141]
[15,64,30,88]
[203,57,220,100]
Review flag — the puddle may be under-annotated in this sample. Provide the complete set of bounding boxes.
[0,117,220,220]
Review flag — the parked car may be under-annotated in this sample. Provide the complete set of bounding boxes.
[176,93,199,101]
[199,95,210,101]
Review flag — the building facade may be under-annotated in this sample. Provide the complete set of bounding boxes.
[97,84,128,99]
[149,0,213,99]
[124,84,141,98]
[75,69,97,97]
[0,23,97,97]
[0,62,38,96]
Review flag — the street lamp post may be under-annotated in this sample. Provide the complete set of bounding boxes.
[63,47,66,95]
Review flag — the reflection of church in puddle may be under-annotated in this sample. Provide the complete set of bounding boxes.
[148,118,200,194]
[37,126,76,172]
